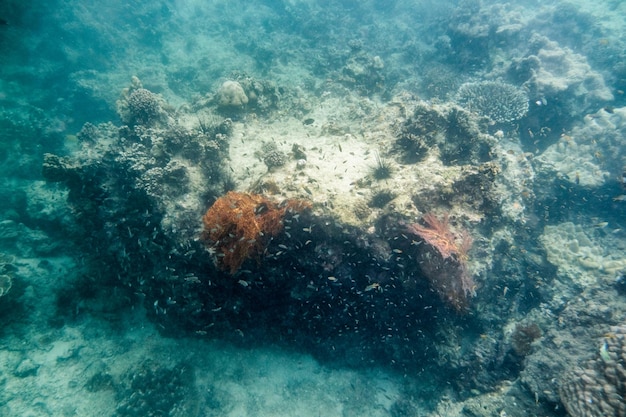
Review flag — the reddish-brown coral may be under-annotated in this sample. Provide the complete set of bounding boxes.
[407,213,475,312]
[511,322,542,356]
[201,191,311,274]
[408,214,457,259]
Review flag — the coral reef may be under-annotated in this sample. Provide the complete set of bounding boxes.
[209,75,284,116]
[406,213,475,312]
[440,107,494,165]
[559,324,626,417]
[539,222,626,283]
[511,35,613,105]
[456,81,529,124]
[231,75,282,115]
[537,106,626,188]
[518,274,624,406]
[201,192,310,273]
[6,0,626,415]
[263,149,287,169]
[395,102,447,163]
[126,89,162,125]
[339,47,385,95]
[506,34,614,146]
[33,59,551,411]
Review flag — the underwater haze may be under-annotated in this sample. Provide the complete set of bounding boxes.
[1,0,625,416]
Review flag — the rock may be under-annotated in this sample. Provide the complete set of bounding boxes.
[216,80,248,108]
[14,358,39,378]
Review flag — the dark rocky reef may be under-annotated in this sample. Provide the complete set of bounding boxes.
[39,81,558,408]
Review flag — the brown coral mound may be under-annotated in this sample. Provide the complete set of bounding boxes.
[201,191,310,274]
[559,325,626,417]
[407,213,475,312]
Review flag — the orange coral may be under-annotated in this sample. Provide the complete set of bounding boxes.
[201,191,311,274]
[407,213,475,312]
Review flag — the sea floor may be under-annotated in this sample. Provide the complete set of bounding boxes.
[0,255,413,417]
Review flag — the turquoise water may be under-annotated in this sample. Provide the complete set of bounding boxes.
[1,1,625,416]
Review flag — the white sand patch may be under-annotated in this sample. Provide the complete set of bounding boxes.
[227,92,483,227]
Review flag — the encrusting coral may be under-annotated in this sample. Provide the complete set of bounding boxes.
[116,76,166,126]
[559,324,626,417]
[407,213,475,312]
[201,191,311,274]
